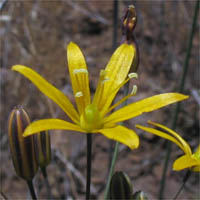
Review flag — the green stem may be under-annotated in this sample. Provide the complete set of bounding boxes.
[173,170,191,200]
[86,133,92,200]
[159,1,199,199]
[27,180,37,200]
[104,142,120,199]
[104,82,130,200]
[108,0,119,175]
[41,167,52,200]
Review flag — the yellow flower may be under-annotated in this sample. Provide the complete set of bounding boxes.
[12,42,188,150]
[136,121,200,172]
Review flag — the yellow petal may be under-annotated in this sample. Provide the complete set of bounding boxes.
[12,65,79,123]
[191,165,200,172]
[173,154,199,171]
[97,44,135,113]
[67,42,90,114]
[136,124,185,152]
[23,119,86,137]
[195,144,200,153]
[193,147,200,162]
[147,121,192,155]
[98,125,139,150]
[192,144,200,172]
[104,93,188,125]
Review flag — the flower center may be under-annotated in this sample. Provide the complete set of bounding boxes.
[80,104,102,132]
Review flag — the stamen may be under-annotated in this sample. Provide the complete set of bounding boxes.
[109,73,138,97]
[75,91,83,98]
[73,69,88,74]
[129,5,135,9]
[102,77,110,84]
[131,85,137,95]
[102,85,138,117]
[128,72,138,79]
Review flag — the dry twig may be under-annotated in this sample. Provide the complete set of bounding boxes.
[64,0,109,25]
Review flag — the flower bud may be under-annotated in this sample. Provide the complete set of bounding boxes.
[122,5,137,41]
[109,171,133,199]
[133,191,148,200]
[122,5,139,72]
[8,106,38,181]
[33,130,51,169]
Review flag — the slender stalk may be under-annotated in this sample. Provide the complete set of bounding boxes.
[106,4,138,199]
[173,171,191,200]
[159,1,199,199]
[104,141,120,200]
[108,0,119,174]
[104,82,130,200]
[86,133,92,200]
[27,180,37,200]
[41,167,52,200]
[173,181,185,200]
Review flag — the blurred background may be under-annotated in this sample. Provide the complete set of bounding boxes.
[1,0,199,199]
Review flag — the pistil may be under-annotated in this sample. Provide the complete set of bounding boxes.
[80,104,102,132]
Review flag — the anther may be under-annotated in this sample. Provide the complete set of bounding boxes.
[75,91,83,97]
[129,5,135,9]
[73,69,88,74]
[131,85,137,95]
[128,73,138,79]
[102,77,110,84]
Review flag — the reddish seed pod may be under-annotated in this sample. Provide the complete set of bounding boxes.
[34,130,51,169]
[8,106,38,181]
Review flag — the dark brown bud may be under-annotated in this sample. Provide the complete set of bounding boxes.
[34,130,51,169]
[109,171,133,199]
[122,5,139,72]
[122,5,137,42]
[8,106,38,181]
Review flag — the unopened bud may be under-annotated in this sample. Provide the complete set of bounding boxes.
[34,130,51,169]
[122,5,137,42]
[122,5,139,72]
[133,191,148,200]
[109,171,133,199]
[8,106,38,181]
